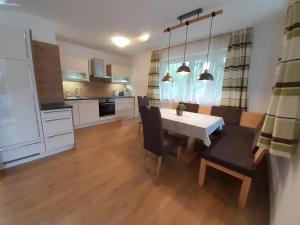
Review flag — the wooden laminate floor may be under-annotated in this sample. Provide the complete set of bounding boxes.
[0,119,269,225]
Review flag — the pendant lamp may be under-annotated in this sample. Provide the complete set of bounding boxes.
[198,12,215,81]
[177,21,190,75]
[162,28,173,82]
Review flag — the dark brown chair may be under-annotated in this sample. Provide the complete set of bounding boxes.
[180,102,199,113]
[140,106,182,176]
[137,96,150,133]
[198,113,267,208]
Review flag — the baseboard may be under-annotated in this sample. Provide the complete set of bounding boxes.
[1,144,74,169]
[74,116,134,129]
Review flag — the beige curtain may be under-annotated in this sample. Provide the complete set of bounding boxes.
[221,27,253,110]
[258,0,300,158]
[147,50,160,104]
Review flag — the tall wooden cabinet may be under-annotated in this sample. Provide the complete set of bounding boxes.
[31,40,64,104]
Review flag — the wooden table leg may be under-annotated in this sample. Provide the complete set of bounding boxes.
[198,159,207,186]
[181,137,198,163]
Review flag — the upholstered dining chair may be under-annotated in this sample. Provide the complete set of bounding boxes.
[140,106,182,176]
[180,102,199,113]
[137,96,150,133]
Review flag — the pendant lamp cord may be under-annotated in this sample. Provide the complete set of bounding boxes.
[167,28,171,73]
[183,21,189,63]
[206,13,215,66]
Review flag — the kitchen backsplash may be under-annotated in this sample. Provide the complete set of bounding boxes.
[63,80,126,97]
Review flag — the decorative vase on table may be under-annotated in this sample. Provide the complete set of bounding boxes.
[176,109,183,116]
[176,103,186,116]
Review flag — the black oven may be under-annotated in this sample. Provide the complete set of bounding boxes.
[99,98,115,117]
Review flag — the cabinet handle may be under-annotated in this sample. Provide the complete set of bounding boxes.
[47,131,72,139]
[43,109,70,113]
[24,31,29,58]
[44,117,71,122]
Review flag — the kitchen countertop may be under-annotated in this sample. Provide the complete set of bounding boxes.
[64,96,135,101]
[41,103,73,111]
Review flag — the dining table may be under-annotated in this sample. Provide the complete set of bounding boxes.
[160,108,225,163]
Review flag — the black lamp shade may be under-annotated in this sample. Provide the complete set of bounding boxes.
[176,63,190,75]
[198,69,214,81]
[162,72,173,82]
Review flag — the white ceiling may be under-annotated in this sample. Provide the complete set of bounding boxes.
[10,0,286,56]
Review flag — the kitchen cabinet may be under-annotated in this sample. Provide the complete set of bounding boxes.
[0,26,45,169]
[64,97,134,129]
[65,101,80,126]
[78,100,99,124]
[106,64,131,84]
[31,40,64,104]
[115,98,135,118]
[61,56,90,82]
[41,109,74,151]
[0,26,30,60]
[61,56,89,74]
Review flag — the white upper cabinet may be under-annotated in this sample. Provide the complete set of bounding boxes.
[0,26,30,60]
[61,56,89,81]
[60,56,89,74]
[106,64,132,83]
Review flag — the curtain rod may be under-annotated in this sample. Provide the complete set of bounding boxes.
[164,10,223,32]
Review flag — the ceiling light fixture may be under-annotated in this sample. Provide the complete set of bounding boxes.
[162,28,173,83]
[198,12,215,81]
[112,36,130,48]
[138,33,150,42]
[0,0,19,6]
[177,21,191,75]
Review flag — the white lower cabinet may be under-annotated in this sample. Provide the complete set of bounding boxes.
[116,98,135,118]
[64,97,134,129]
[41,108,74,151]
[45,132,74,151]
[65,101,80,126]
[78,100,99,124]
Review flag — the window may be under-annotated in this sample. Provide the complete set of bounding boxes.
[159,34,229,106]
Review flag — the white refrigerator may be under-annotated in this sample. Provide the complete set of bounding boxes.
[0,26,44,164]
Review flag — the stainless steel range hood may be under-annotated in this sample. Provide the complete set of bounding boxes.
[90,58,111,79]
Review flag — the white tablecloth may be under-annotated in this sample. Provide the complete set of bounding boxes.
[160,108,225,146]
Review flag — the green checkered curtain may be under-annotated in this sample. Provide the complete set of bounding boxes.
[258,0,300,158]
[221,27,253,110]
[147,50,160,104]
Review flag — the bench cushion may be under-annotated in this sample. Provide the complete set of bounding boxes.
[202,126,256,177]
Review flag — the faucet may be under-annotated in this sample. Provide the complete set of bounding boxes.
[75,87,81,97]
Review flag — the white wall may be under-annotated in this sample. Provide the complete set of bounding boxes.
[0,9,56,44]
[131,12,285,114]
[270,146,300,225]
[248,12,285,113]
[131,52,151,116]
[57,41,132,67]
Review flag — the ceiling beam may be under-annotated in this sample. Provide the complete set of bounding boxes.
[164,10,223,33]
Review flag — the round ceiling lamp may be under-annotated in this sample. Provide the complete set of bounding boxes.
[162,28,173,82]
[198,12,215,81]
[177,21,190,75]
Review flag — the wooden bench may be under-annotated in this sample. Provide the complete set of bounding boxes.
[198,106,267,208]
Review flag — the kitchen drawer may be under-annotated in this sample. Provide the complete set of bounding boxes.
[115,98,134,104]
[0,140,44,164]
[43,117,73,136]
[116,103,134,110]
[45,131,74,151]
[116,109,134,117]
[41,109,72,120]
